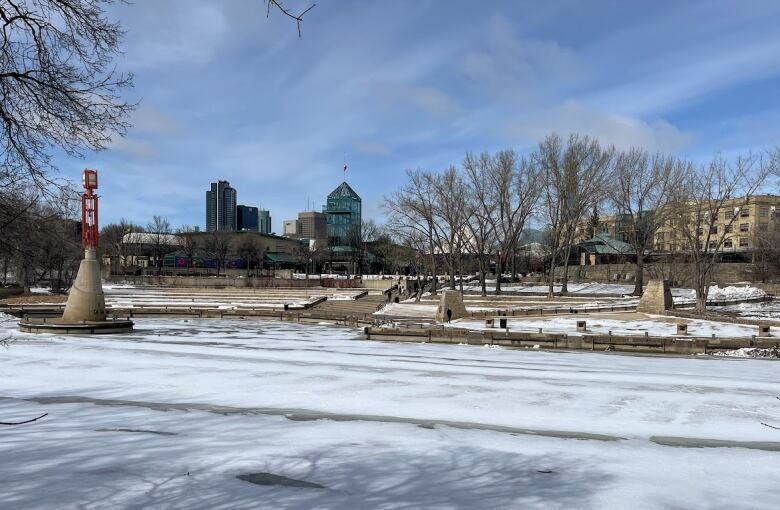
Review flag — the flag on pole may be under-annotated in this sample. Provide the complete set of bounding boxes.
[343,163,348,175]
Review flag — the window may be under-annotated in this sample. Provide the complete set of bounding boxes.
[696,227,703,235]
[708,241,717,249]
[739,238,749,247]
[725,224,733,233]
[739,223,749,232]
[723,239,733,248]
[657,232,665,241]
[759,223,768,231]
[709,225,717,234]
[740,208,749,217]
[759,207,769,217]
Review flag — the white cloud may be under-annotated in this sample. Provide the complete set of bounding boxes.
[459,14,586,102]
[130,106,180,134]
[583,27,780,116]
[352,139,391,156]
[509,101,694,153]
[122,1,230,68]
[107,137,158,158]
[370,81,461,117]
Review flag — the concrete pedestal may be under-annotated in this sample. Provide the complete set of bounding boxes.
[19,248,133,334]
[62,249,107,322]
[436,290,467,323]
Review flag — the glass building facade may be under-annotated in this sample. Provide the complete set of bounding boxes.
[206,180,237,232]
[237,205,259,231]
[258,210,272,234]
[323,181,361,248]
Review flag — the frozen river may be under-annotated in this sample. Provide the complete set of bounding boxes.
[1,317,779,509]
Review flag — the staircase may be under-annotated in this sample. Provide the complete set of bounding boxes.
[310,294,388,318]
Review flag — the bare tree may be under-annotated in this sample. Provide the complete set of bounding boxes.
[145,215,172,276]
[431,166,469,291]
[102,219,144,275]
[669,153,774,312]
[383,169,440,295]
[175,226,199,275]
[536,134,613,296]
[207,230,231,276]
[0,0,133,193]
[607,150,686,295]
[489,150,542,295]
[0,184,81,292]
[753,228,780,283]
[463,152,497,296]
[237,234,261,277]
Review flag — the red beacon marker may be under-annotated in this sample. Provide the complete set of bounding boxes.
[81,169,99,250]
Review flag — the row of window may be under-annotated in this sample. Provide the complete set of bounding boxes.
[656,238,750,251]
[720,207,776,219]
[656,222,778,241]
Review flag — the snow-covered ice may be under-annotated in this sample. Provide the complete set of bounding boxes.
[1,316,779,509]
[711,300,780,320]
[449,314,768,338]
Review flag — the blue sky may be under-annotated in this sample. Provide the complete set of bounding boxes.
[61,0,780,232]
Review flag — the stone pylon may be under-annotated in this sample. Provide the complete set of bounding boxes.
[436,290,468,323]
[62,249,107,322]
[636,279,673,314]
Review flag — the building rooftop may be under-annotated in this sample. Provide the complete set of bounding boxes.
[579,233,637,255]
[327,181,360,200]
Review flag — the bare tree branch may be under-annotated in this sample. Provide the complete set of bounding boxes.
[0,412,48,425]
[265,0,316,37]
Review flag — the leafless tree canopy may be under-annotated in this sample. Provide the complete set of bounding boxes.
[607,150,687,295]
[668,153,774,312]
[0,0,134,190]
[537,134,613,296]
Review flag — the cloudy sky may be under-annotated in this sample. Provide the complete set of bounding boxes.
[61,0,780,231]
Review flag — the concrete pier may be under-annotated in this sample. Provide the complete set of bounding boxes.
[62,249,107,322]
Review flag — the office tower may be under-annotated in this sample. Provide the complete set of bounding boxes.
[206,181,237,232]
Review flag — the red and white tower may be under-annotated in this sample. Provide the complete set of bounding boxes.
[81,169,100,250]
[62,168,107,322]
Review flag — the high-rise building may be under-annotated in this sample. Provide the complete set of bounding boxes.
[283,219,300,236]
[206,181,237,232]
[298,211,327,241]
[237,205,259,231]
[323,181,361,248]
[258,210,272,234]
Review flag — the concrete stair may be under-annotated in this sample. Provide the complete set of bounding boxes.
[310,295,388,316]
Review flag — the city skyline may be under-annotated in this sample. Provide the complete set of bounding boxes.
[50,0,780,229]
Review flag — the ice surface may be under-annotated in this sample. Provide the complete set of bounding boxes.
[1,317,779,509]
[450,314,766,338]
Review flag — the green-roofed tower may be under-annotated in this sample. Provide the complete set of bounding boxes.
[323,181,361,249]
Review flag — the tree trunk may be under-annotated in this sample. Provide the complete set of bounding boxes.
[22,264,31,294]
[695,294,707,313]
[429,254,437,296]
[457,255,464,295]
[547,249,557,297]
[561,244,573,294]
[495,251,502,295]
[633,251,644,296]
[480,261,487,297]
[695,264,710,313]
